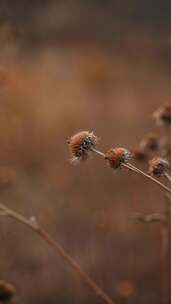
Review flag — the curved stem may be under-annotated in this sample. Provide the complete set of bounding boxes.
[0,203,115,304]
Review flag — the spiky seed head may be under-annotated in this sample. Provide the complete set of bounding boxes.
[105,148,132,169]
[140,133,159,151]
[153,104,171,125]
[68,131,97,163]
[148,157,170,177]
[0,281,15,301]
[131,145,147,161]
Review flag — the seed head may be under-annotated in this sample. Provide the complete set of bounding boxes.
[105,148,132,169]
[140,133,159,151]
[0,281,15,301]
[68,131,97,163]
[131,145,147,161]
[153,104,171,125]
[148,157,170,177]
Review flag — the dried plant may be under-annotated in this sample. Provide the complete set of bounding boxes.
[68,103,171,304]
[148,157,170,178]
[67,131,98,163]
[68,132,171,195]
[1,104,171,304]
[130,104,171,304]
[0,203,115,304]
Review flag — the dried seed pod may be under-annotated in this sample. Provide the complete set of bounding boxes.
[105,148,132,169]
[148,157,170,177]
[140,133,159,151]
[0,280,15,301]
[153,104,171,125]
[68,131,97,163]
[131,145,147,161]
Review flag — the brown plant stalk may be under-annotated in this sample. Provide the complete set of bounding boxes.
[121,163,171,195]
[0,202,115,304]
[92,148,171,195]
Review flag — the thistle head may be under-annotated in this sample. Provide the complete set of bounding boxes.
[148,157,170,177]
[68,131,97,163]
[0,281,15,302]
[153,104,171,125]
[131,145,147,161]
[105,147,132,169]
[140,133,159,151]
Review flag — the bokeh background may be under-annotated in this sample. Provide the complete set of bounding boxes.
[0,1,171,303]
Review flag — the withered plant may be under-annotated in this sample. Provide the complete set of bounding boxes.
[68,103,171,304]
[1,104,171,304]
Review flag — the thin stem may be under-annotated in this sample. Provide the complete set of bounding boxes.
[164,172,171,183]
[122,163,171,195]
[91,148,171,195]
[0,203,115,304]
[91,148,105,157]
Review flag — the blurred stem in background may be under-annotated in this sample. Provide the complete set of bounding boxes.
[0,202,115,304]
[133,207,170,304]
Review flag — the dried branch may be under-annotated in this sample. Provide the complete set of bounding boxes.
[0,202,115,304]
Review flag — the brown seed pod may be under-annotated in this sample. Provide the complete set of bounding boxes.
[0,281,15,301]
[148,157,170,177]
[131,145,147,161]
[68,131,97,163]
[153,104,171,125]
[140,133,159,151]
[105,148,132,169]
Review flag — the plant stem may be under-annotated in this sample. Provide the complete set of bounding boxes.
[122,163,171,195]
[160,199,170,304]
[164,172,171,183]
[91,147,171,195]
[91,148,105,157]
[0,203,115,304]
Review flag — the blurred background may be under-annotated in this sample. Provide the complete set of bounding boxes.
[0,1,171,303]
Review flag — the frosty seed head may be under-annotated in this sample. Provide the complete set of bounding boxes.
[105,148,132,169]
[148,157,170,177]
[0,281,15,301]
[153,104,171,125]
[68,131,97,163]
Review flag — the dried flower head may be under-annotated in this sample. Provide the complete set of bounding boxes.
[0,281,15,301]
[105,148,132,169]
[140,133,159,151]
[148,157,170,177]
[153,104,171,125]
[131,145,147,161]
[68,131,97,163]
